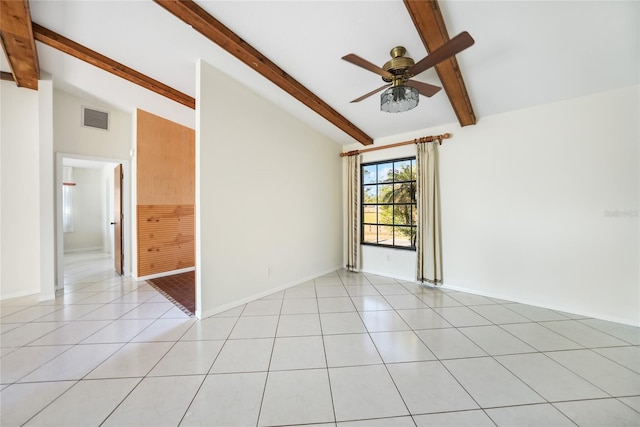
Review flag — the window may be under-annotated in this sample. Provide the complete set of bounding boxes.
[62,166,74,233]
[361,157,416,249]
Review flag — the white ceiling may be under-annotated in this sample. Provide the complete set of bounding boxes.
[4,0,639,145]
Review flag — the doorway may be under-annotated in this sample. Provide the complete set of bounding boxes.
[55,154,131,291]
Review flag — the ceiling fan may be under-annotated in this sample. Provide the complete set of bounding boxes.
[342,31,475,113]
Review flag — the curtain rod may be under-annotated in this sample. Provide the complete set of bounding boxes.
[340,132,451,157]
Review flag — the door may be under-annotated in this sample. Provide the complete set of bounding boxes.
[113,164,123,275]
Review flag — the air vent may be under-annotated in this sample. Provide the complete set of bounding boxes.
[82,107,110,131]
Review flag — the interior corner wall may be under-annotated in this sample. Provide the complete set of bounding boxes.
[196,59,343,318]
[348,85,639,326]
[38,78,55,300]
[131,110,138,278]
[0,81,43,299]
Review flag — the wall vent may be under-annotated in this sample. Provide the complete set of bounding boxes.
[82,107,110,131]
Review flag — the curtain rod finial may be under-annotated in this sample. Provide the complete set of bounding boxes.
[340,150,360,158]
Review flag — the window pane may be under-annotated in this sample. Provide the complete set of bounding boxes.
[378,205,393,225]
[62,185,74,233]
[363,165,377,184]
[394,205,412,225]
[412,205,417,224]
[363,185,377,203]
[394,227,413,247]
[394,160,412,181]
[363,225,377,243]
[378,184,393,203]
[393,183,414,203]
[378,163,393,183]
[363,205,377,223]
[378,225,393,245]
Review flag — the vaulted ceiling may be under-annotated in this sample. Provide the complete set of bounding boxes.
[1,1,638,146]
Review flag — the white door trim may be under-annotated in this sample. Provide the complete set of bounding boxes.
[55,153,131,291]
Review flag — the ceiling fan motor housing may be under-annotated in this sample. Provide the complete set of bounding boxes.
[342,31,474,105]
[382,46,414,84]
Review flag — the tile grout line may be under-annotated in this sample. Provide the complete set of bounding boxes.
[388,278,500,426]
[314,276,339,425]
[254,293,284,427]
[346,272,416,425]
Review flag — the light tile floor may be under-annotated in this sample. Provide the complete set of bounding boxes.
[1,253,639,426]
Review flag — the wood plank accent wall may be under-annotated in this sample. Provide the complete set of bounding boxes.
[137,205,194,276]
[137,109,195,205]
[137,109,195,277]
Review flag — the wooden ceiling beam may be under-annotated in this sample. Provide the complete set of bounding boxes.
[0,71,15,82]
[0,0,39,89]
[404,0,476,126]
[154,0,373,146]
[32,23,195,109]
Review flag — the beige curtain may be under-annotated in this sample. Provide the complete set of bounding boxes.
[416,142,443,284]
[346,154,360,271]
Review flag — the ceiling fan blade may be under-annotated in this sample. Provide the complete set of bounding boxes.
[408,31,475,77]
[405,80,441,97]
[350,84,391,103]
[342,54,394,80]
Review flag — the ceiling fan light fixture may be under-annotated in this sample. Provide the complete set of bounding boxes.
[380,85,419,113]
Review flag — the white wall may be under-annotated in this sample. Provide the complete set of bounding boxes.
[0,82,41,299]
[196,60,343,318]
[54,90,132,159]
[0,78,55,300]
[64,167,104,252]
[344,85,639,326]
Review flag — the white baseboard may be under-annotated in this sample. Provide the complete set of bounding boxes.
[352,269,639,327]
[441,282,640,327]
[0,288,40,301]
[64,246,104,254]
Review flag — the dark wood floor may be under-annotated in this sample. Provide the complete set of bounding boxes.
[147,271,195,316]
